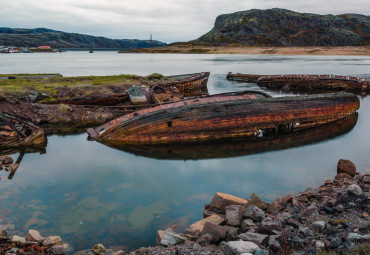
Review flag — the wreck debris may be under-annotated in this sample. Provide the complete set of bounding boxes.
[226,72,369,92]
[0,111,47,149]
[87,91,359,146]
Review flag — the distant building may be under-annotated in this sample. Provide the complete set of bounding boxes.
[39,46,51,49]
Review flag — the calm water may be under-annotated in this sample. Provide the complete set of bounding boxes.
[0,52,369,252]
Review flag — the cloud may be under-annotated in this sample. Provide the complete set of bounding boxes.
[0,0,368,43]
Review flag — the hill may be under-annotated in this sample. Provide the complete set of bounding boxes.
[195,8,370,46]
[0,27,167,49]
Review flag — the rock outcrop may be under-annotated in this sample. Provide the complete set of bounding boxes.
[195,8,370,46]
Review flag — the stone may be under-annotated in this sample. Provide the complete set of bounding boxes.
[25,229,43,243]
[240,219,255,231]
[6,163,19,172]
[244,193,269,211]
[11,235,26,245]
[226,205,246,226]
[92,244,106,255]
[315,240,325,251]
[52,245,65,255]
[311,221,326,232]
[285,218,303,229]
[253,248,269,255]
[337,159,356,177]
[185,214,225,237]
[269,194,292,215]
[112,250,126,255]
[259,219,281,234]
[347,233,364,242]
[347,184,363,196]
[201,222,226,243]
[327,237,342,248]
[0,155,13,165]
[210,192,248,213]
[160,230,186,246]
[335,173,353,180]
[225,226,239,241]
[43,236,62,246]
[244,205,265,222]
[156,228,174,245]
[238,232,269,245]
[223,241,258,255]
[298,226,312,237]
[197,234,213,245]
[298,206,318,218]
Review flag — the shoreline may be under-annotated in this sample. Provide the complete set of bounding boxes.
[1,158,369,254]
[120,45,370,56]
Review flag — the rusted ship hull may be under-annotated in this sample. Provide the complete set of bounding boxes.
[226,73,369,92]
[161,72,210,93]
[87,92,360,145]
[103,114,358,160]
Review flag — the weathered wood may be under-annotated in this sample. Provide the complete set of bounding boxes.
[150,86,183,104]
[226,73,369,92]
[88,92,359,145]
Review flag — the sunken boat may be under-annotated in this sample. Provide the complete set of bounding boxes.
[0,111,47,148]
[226,73,369,92]
[87,91,359,146]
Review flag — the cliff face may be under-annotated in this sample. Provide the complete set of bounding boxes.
[196,9,370,46]
[0,28,167,49]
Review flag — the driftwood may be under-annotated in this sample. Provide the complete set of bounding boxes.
[226,73,369,92]
[88,91,359,145]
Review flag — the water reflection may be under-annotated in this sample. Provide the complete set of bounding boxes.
[101,115,358,160]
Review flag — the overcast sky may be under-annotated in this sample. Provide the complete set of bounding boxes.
[1,0,369,43]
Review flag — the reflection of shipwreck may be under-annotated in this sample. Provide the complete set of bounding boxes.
[226,73,369,93]
[104,114,358,160]
[87,91,359,146]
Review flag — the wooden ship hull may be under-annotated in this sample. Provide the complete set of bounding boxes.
[0,112,47,149]
[226,73,369,92]
[102,114,358,160]
[87,91,360,146]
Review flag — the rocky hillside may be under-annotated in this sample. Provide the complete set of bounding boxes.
[0,27,166,49]
[196,9,370,46]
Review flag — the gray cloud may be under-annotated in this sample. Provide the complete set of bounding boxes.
[0,0,369,43]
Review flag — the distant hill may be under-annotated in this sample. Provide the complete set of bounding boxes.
[195,9,370,46]
[0,27,167,49]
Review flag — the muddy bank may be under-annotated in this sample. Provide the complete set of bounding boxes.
[1,158,369,254]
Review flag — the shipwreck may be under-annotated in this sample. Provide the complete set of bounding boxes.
[87,91,360,146]
[226,73,369,93]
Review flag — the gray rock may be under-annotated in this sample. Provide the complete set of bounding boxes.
[241,219,255,231]
[347,233,364,242]
[11,235,26,245]
[311,221,326,232]
[224,241,259,255]
[299,206,318,218]
[160,231,186,246]
[327,237,342,248]
[26,229,43,243]
[259,219,281,234]
[347,184,363,196]
[226,205,246,226]
[226,226,239,241]
[197,234,213,245]
[315,240,325,251]
[268,235,278,245]
[201,222,226,242]
[238,232,269,245]
[298,226,312,237]
[52,245,65,255]
[244,205,265,222]
[43,236,62,246]
[92,244,106,255]
[244,193,269,211]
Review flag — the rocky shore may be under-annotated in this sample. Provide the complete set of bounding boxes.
[1,159,369,254]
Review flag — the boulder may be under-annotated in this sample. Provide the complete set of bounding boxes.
[327,237,342,248]
[92,244,106,255]
[335,173,353,180]
[240,219,255,231]
[160,230,186,246]
[259,219,281,234]
[223,241,258,255]
[197,234,213,245]
[244,193,269,211]
[253,248,269,255]
[269,194,292,215]
[337,159,356,177]
[11,235,26,245]
[25,229,43,243]
[226,205,246,226]
[210,192,248,213]
[51,245,65,255]
[201,222,226,243]
[185,214,225,237]
[347,184,363,196]
[156,228,174,246]
[225,226,239,240]
[311,221,326,232]
[238,232,269,245]
[299,206,318,218]
[43,236,62,246]
[244,205,265,222]
[347,233,365,242]
[112,251,126,255]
